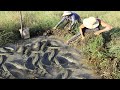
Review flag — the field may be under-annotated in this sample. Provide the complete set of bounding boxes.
[0,11,120,79]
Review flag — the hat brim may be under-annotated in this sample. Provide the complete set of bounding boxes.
[83,19,99,29]
[62,13,72,16]
[92,20,99,29]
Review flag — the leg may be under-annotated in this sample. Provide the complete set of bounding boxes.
[64,21,70,29]
[71,22,81,35]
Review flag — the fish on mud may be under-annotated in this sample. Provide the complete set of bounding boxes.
[3,47,15,52]
[58,55,80,66]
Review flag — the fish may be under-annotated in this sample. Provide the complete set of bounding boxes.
[3,47,15,52]
[62,70,69,79]
[54,57,62,67]
[0,48,7,53]
[59,54,80,66]
[40,42,47,52]
[8,62,27,70]
[32,42,40,51]
[32,53,40,66]
[16,46,25,55]
[24,47,32,56]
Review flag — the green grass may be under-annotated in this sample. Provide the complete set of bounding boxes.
[0,11,120,79]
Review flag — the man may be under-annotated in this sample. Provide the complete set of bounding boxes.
[53,11,81,31]
[67,17,113,44]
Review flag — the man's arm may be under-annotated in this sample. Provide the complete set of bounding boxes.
[79,24,85,40]
[54,17,66,29]
[94,19,113,35]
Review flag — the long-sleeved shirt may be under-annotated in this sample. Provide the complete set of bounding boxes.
[55,12,81,29]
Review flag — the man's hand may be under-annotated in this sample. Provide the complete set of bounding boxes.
[81,36,85,40]
[53,26,57,30]
[68,27,71,31]
[94,31,101,35]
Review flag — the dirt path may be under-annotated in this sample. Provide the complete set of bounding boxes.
[0,36,101,79]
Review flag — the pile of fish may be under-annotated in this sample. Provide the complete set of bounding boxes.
[0,36,99,79]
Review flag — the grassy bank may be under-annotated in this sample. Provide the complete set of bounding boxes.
[0,11,120,79]
[0,11,119,45]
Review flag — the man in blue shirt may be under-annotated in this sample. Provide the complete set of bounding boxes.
[53,11,81,31]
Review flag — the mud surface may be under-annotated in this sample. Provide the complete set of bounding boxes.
[0,36,100,79]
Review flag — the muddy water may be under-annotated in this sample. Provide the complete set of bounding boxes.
[0,36,100,79]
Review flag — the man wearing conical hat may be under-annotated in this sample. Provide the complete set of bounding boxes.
[53,11,81,31]
[67,17,113,44]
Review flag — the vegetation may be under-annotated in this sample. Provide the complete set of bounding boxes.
[0,11,120,79]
